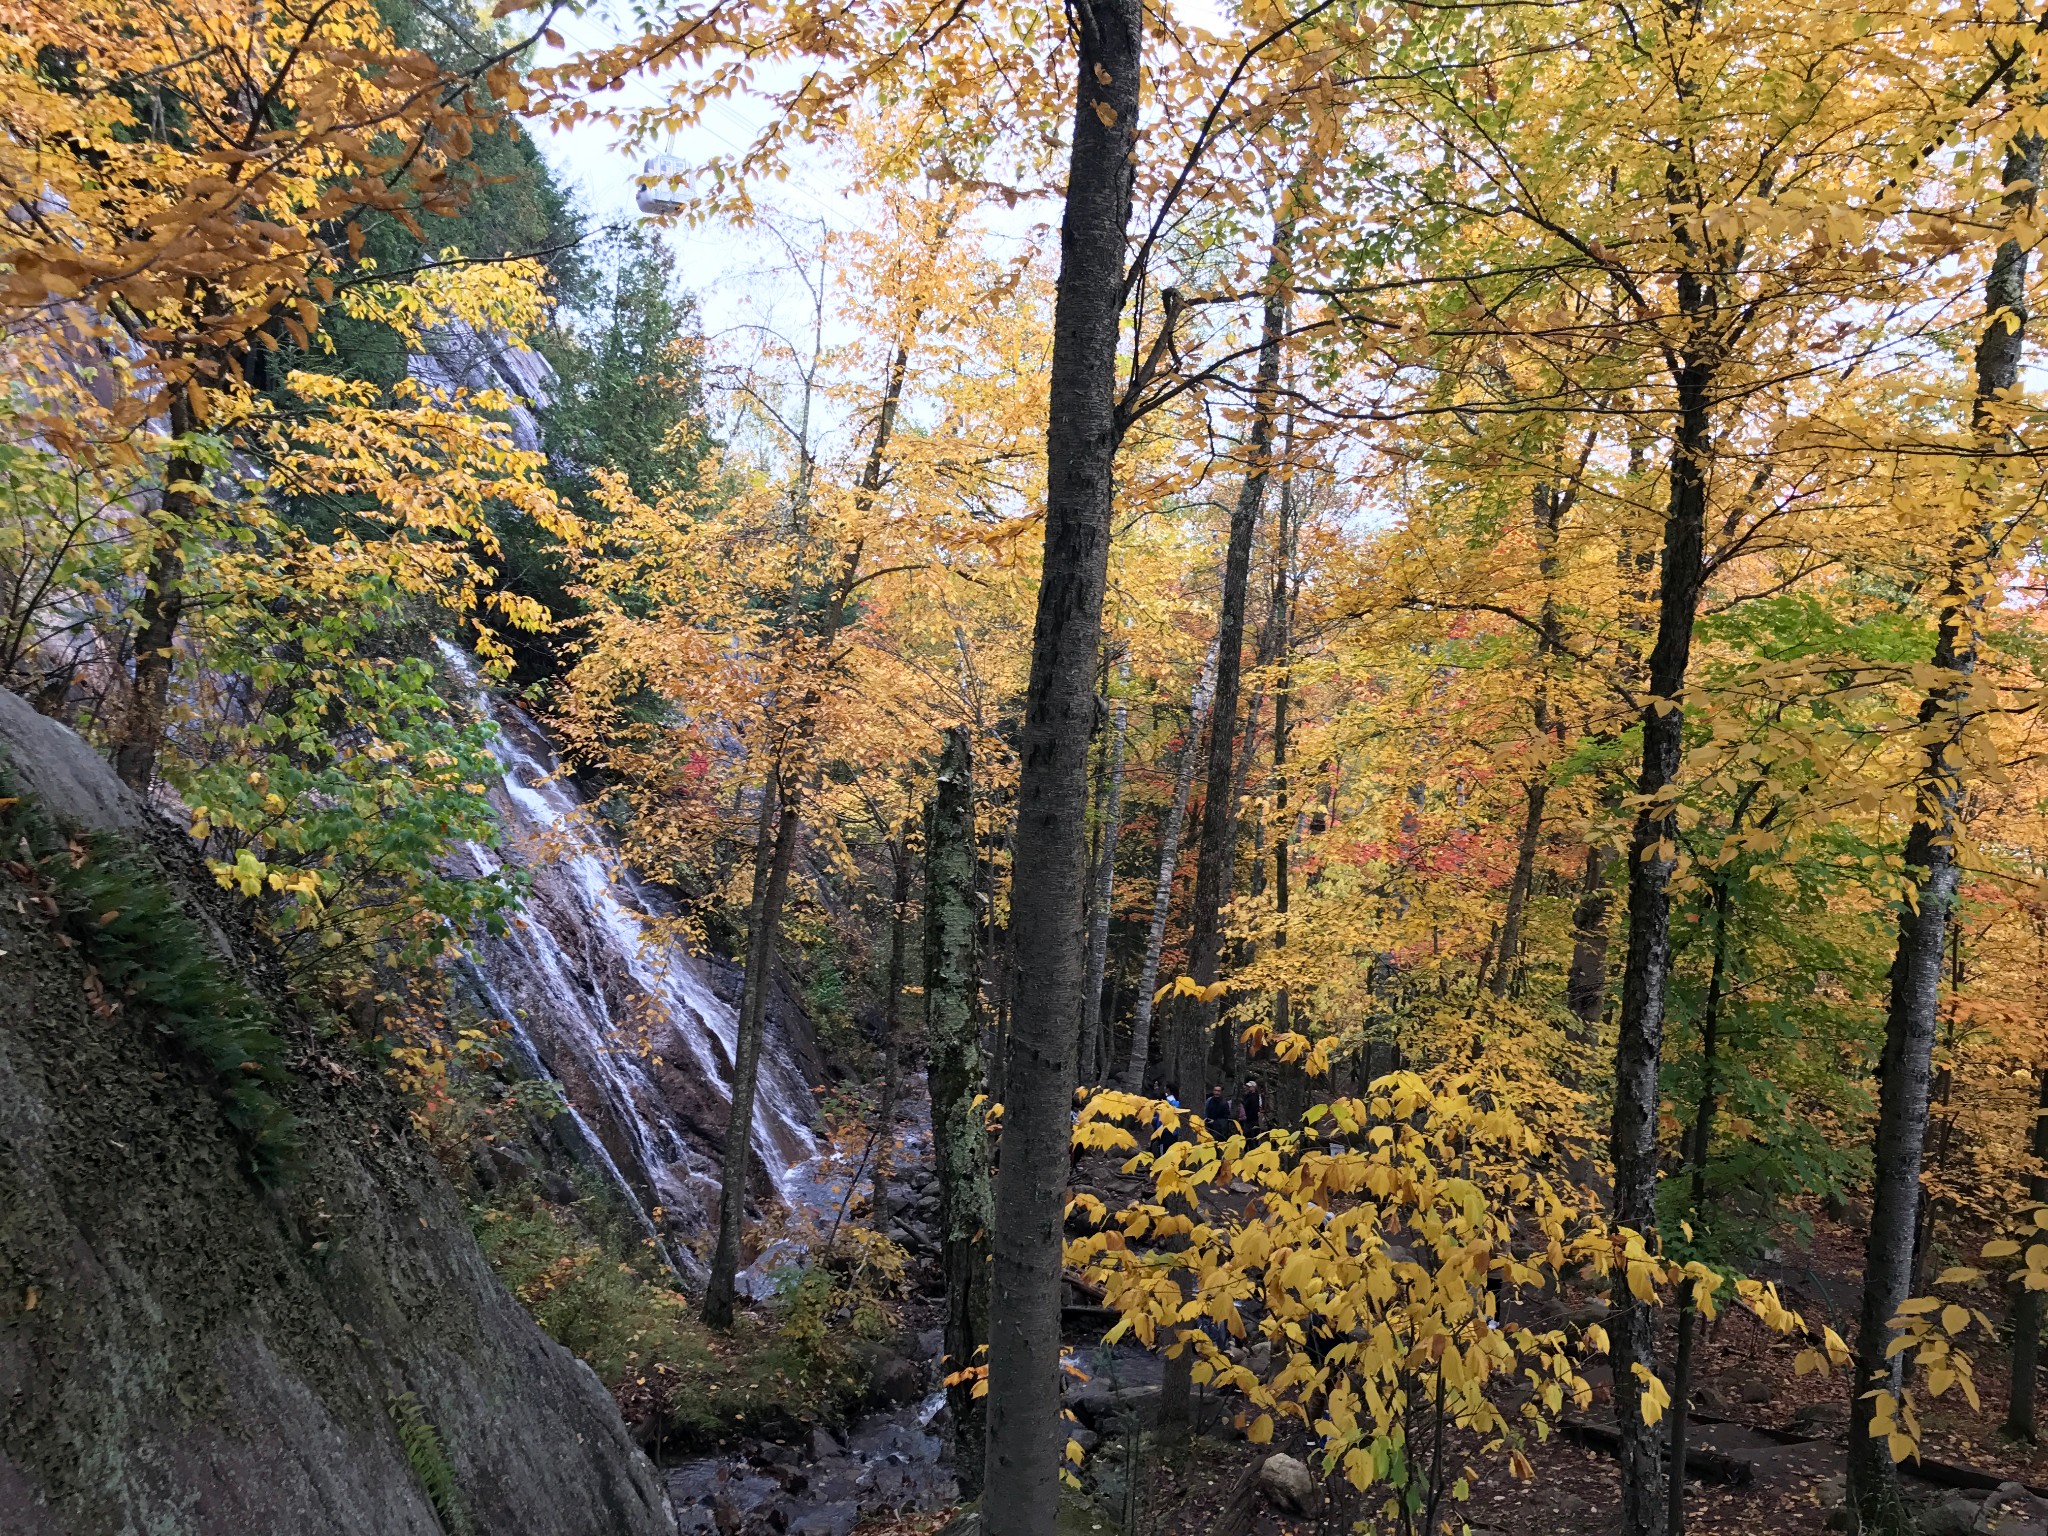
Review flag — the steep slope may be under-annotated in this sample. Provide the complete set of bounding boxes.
[0,691,677,1536]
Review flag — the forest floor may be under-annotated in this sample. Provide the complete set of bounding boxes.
[1047,1148,2048,1536]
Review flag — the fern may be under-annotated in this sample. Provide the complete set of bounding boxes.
[389,1392,474,1536]
[0,790,298,1180]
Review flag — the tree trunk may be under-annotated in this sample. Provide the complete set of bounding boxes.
[1489,780,1548,998]
[1669,865,1735,1536]
[2005,1066,2048,1441]
[1850,129,2041,1536]
[1169,270,1288,1111]
[1566,842,1614,1029]
[1610,337,1714,1536]
[981,4,1142,1528]
[111,393,199,793]
[871,821,915,1230]
[1269,455,1296,1062]
[1123,643,1218,1089]
[703,774,802,1327]
[927,730,993,1495]
[1161,270,1286,1434]
[1081,691,1128,1084]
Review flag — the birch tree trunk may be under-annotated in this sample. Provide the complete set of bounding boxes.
[1122,642,1217,1089]
[1610,329,1715,1536]
[1850,130,2042,1536]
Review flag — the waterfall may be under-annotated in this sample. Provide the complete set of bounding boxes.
[437,642,819,1264]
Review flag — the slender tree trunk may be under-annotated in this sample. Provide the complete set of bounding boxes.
[112,393,199,793]
[981,5,1142,1527]
[871,822,915,1229]
[703,775,803,1327]
[1489,781,1548,998]
[1169,269,1288,1110]
[1081,691,1128,1084]
[1492,480,1567,1000]
[1611,336,1714,1536]
[927,730,993,1495]
[1123,644,1217,1088]
[1160,269,1286,1434]
[2006,1066,2048,1441]
[1566,842,1614,1029]
[1850,130,2041,1536]
[1669,866,1735,1536]
[1269,458,1296,1064]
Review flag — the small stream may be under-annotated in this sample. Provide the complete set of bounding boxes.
[667,1385,957,1536]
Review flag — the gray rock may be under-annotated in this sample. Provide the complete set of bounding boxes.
[1922,1496,1985,1536]
[1976,1483,2048,1536]
[1093,1384,1161,1429]
[850,1342,925,1405]
[0,686,145,834]
[917,1327,945,1362]
[787,1500,859,1536]
[809,1427,843,1462]
[1258,1453,1323,1516]
[847,1420,939,1464]
[0,702,678,1535]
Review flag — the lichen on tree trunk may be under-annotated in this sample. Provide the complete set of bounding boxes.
[925,729,992,1496]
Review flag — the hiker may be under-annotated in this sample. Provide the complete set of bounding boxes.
[1149,1083,1182,1155]
[1203,1083,1238,1139]
[1241,1078,1263,1136]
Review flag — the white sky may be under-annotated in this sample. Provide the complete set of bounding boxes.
[525,4,865,362]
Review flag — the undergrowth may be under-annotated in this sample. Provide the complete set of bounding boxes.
[470,1189,870,1449]
[0,793,297,1180]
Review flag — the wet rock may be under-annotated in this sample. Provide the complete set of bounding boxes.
[1976,1483,2048,1536]
[1258,1453,1323,1516]
[848,1420,939,1463]
[917,1327,945,1362]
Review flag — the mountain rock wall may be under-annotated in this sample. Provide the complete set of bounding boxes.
[0,690,676,1536]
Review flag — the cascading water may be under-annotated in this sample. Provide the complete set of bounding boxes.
[436,642,819,1274]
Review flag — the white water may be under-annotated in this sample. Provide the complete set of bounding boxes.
[437,642,818,1250]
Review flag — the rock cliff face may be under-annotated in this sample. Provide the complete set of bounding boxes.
[0,691,677,1536]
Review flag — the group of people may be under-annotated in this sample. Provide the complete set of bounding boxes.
[1145,1078,1263,1153]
